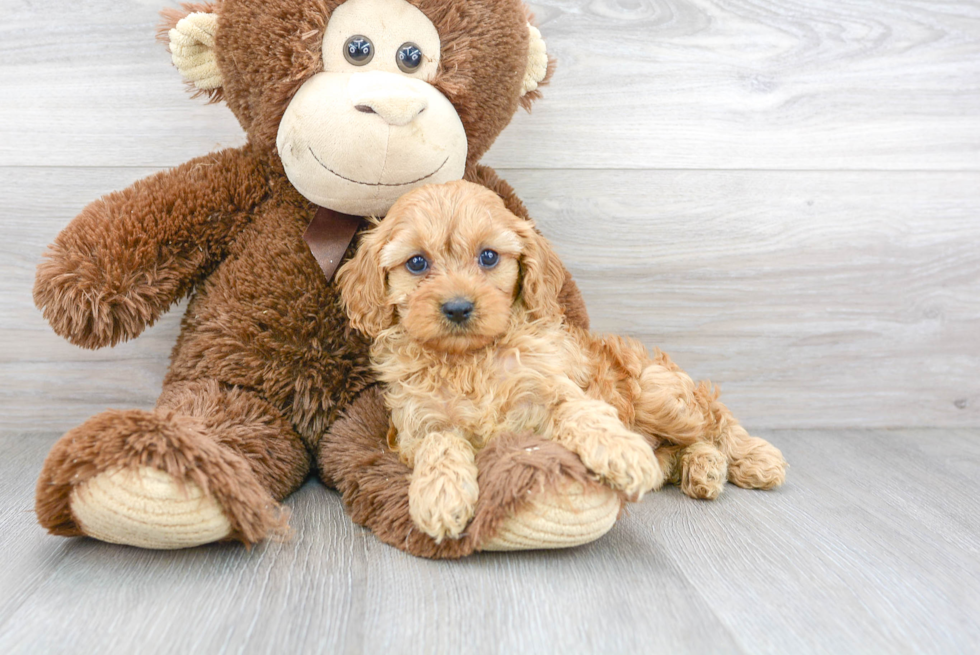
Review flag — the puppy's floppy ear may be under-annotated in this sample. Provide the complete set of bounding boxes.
[517,224,566,322]
[337,224,394,338]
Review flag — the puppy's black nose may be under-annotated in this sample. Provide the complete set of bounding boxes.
[442,298,474,324]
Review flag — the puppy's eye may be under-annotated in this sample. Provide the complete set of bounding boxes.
[478,249,499,269]
[405,254,429,275]
[344,36,374,66]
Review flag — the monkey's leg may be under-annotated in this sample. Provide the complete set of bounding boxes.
[633,350,786,499]
[319,387,624,558]
[36,379,310,548]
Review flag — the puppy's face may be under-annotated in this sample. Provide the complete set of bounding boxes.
[338,180,566,353]
[381,183,524,354]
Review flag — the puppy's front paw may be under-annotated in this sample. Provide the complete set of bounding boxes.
[580,431,663,500]
[409,466,479,543]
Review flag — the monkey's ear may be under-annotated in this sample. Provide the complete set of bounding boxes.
[522,24,549,97]
[519,22,556,111]
[164,10,223,94]
[521,23,548,97]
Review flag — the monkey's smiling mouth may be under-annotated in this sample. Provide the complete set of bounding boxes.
[308,147,448,187]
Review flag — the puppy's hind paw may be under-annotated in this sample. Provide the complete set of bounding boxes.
[728,436,786,490]
[680,442,728,500]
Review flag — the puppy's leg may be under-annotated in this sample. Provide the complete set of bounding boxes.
[652,441,727,501]
[633,349,786,497]
[408,430,479,543]
[552,391,663,499]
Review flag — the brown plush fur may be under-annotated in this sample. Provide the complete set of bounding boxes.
[33,0,595,551]
[337,181,787,538]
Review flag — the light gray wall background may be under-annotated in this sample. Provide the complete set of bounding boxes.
[2,0,978,433]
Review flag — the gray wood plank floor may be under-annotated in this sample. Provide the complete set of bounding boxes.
[1,429,977,654]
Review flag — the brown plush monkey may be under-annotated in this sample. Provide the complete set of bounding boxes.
[32,0,630,557]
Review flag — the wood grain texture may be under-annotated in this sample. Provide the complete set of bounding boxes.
[0,435,365,654]
[1,0,979,170]
[630,428,980,654]
[2,430,978,654]
[519,169,980,429]
[3,167,977,431]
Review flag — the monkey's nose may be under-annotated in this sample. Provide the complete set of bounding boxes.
[354,96,427,126]
[348,72,428,126]
[442,299,474,325]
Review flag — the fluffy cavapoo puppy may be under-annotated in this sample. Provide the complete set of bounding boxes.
[338,181,786,542]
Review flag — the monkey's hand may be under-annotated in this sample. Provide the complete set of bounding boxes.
[34,146,269,348]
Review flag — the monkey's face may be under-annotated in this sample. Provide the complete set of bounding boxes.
[167,0,550,217]
[276,0,467,216]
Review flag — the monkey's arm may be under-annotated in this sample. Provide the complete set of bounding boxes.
[34,145,271,349]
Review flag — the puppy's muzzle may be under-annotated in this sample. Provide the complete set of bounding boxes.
[441,298,474,325]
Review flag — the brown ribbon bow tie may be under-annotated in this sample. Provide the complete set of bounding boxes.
[303,206,366,281]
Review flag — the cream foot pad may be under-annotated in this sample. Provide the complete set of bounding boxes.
[70,467,232,549]
[482,482,620,551]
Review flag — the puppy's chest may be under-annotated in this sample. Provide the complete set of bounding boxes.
[398,339,584,445]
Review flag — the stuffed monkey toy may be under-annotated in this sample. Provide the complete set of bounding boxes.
[32,0,631,557]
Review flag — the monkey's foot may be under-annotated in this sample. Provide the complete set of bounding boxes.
[320,387,627,559]
[481,479,620,551]
[70,467,232,549]
[36,408,287,548]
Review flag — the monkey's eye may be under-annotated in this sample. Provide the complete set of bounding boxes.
[405,254,429,275]
[344,36,374,66]
[478,249,499,269]
[396,42,423,73]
